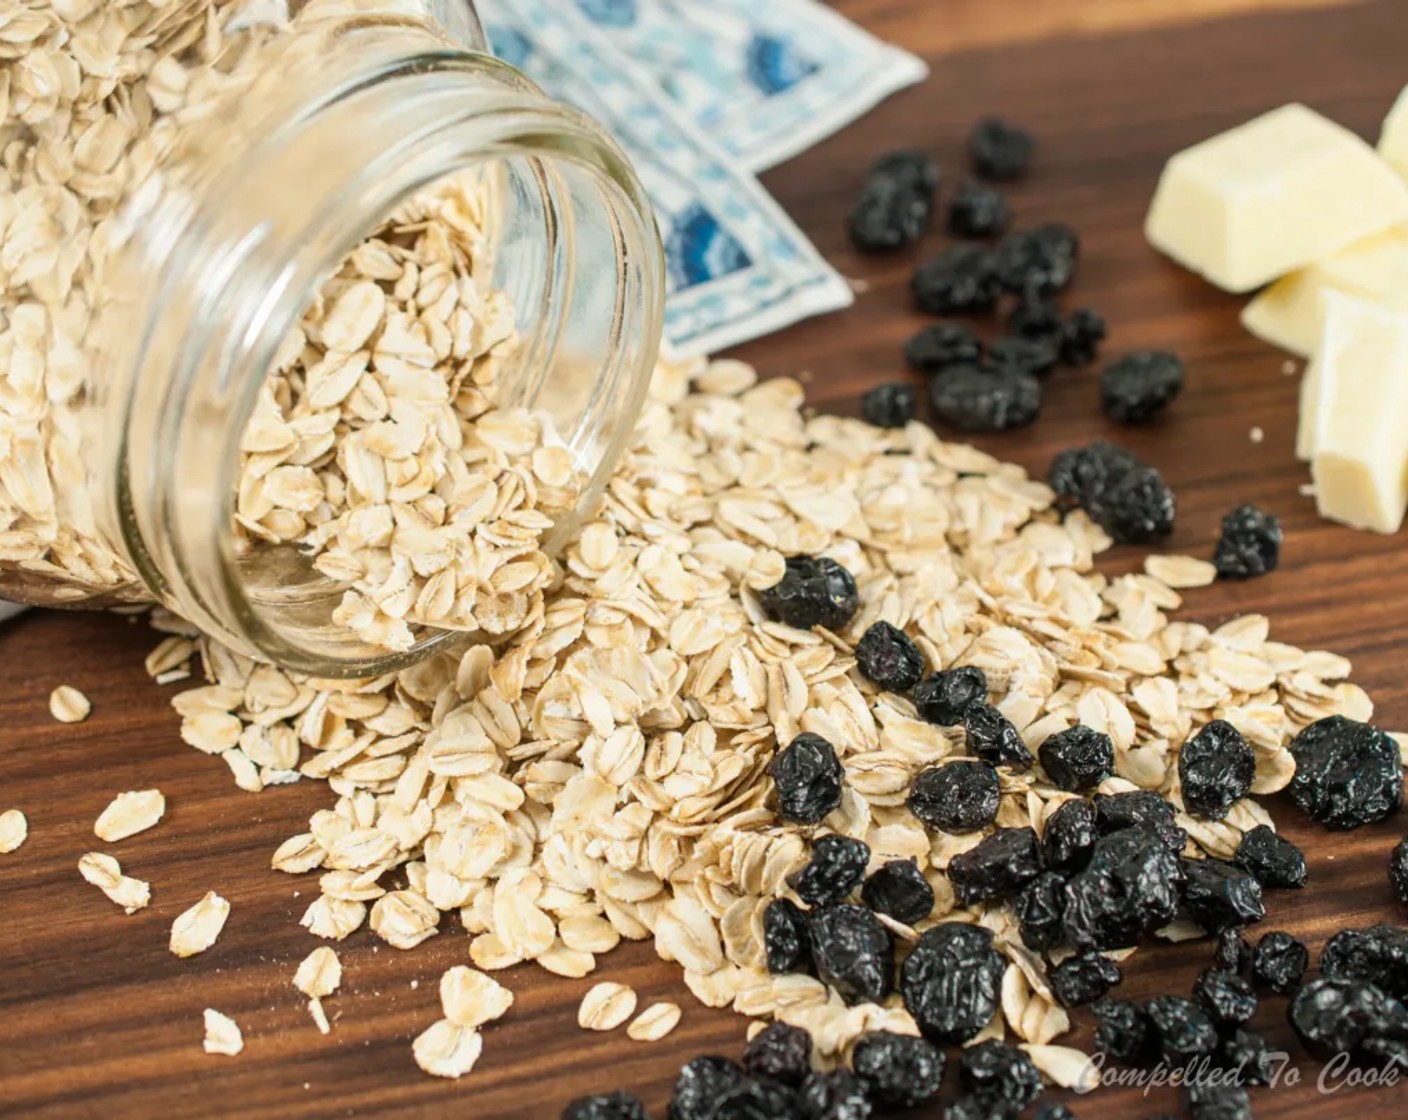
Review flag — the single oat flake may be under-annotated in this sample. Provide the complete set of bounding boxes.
[170,891,231,957]
[294,946,342,999]
[203,1009,244,1057]
[626,1002,682,1042]
[578,982,637,1032]
[412,1019,483,1079]
[1144,554,1218,589]
[0,810,27,854]
[94,790,166,842]
[439,966,514,1029]
[49,686,91,724]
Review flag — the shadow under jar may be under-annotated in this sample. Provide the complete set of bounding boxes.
[0,0,665,677]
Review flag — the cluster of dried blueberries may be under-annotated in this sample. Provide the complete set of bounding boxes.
[753,601,1404,1116]
[847,122,1283,578]
[561,664,1407,1118]
[1048,443,1284,582]
[849,118,1189,439]
[564,1021,1071,1120]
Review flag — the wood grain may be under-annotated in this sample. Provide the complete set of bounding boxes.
[830,0,1360,52]
[5,1,1408,1117]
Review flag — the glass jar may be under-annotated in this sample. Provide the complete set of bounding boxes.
[0,0,664,676]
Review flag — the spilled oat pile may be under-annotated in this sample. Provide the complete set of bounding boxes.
[143,353,1379,1079]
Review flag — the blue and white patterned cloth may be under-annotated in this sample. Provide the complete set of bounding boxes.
[476,0,926,356]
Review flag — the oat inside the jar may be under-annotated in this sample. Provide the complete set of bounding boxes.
[230,172,582,653]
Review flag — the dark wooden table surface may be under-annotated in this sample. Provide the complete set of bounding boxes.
[6,1,1408,1116]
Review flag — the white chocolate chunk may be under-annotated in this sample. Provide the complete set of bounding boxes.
[1243,225,1408,358]
[1309,293,1408,533]
[1379,84,1408,181]
[1146,104,1408,292]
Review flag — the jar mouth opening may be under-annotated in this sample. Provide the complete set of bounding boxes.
[117,55,663,677]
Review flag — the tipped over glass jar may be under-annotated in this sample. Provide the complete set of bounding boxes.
[0,0,665,676]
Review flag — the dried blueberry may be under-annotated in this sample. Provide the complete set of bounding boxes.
[792,835,870,907]
[908,761,1000,834]
[861,859,934,926]
[1099,351,1184,424]
[809,904,894,1006]
[1194,968,1258,1027]
[1213,504,1282,580]
[1233,825,1306,890]
[994,224,1078,295]
[1063,826,1185,951]
[1013,871,1067,952]
[1177,721,1255,828]
[949,827,1045,906]
[1320,924,1408,1000]
[960,1041,1043,1110]
[914,666,988,726]
[1252,931,1308,995]
[969,118,1035,181]
[564,1093,651,1120]
[758,556,860,633]
[849,150,938,253]
[904,323,983,375]
[1009,294,1063,341]
[1182,858,1265,934]
[942,1095,1006,1120]
[1217,1027,1277,1086]
[1059,309,1107,366]
[1215,929,1252,976]
[1034,1106,1076,1120]
[764,898,811,975]
[1093,791,1186,854]
[709,1078,798,1120]
[1048,442,1176,545]
[912,246,1002,315]
[1179,720,1255,820]
[930,367,1041,432]
[797,1070,871,1120]
[1392,837,1408,904]
[1183,1082,1252,1120]
[1043,798,1097,873]
[984,335,1060,377]
[854,622,925,693]
[1362,1035,1408,1069]
[668,1057,747,1120]
[901,922,1007,1044]
[1051,952,1122,1008]
[742,1021,812,1087]
[1289,715,1403,830]
[860,382,917,430]
[1093,998,1150,1064]
[851,1031,944,1109]
[964,703,1035,770]
[1145,995,1218,1066]
[949,179,1012,239]
[1289,977,1408,1056]
[1039,725,1114,791]
[771,732,844,825]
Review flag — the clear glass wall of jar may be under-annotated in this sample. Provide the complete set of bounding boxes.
[0,0,665,677]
